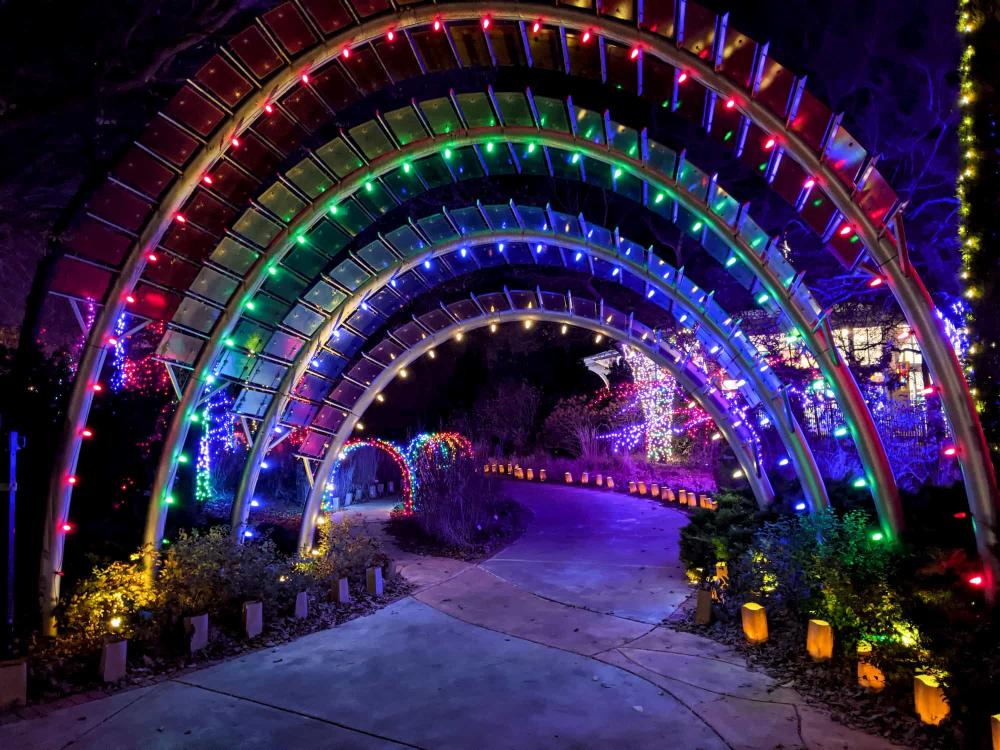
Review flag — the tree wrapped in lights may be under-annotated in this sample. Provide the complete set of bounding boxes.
[193,390,238,502]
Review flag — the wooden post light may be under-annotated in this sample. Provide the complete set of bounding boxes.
[806,619,833,661]
[741,603,768,644]
[913,673,950,725]
[857,641,885,691]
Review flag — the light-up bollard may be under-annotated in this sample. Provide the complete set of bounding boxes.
[484,463,491,473]
[498,463,505,474]
[650,483,660,498]
[581,471,589,485]
[678,489,687,504]
[699,493,709,508]
[806,619,833,661]
[491,463,498,473]
[688,493,698,509]
[595,473,603,487]
[665,488,676,502]
[606,477,615,490]
[741,603,768,644]
[715,561,729,582]
[564,471,573,484]
[628,481,637,494]
[539,469,547,481]
[638,481,648,495]
[526,468,534,480]
[914,674,949,725]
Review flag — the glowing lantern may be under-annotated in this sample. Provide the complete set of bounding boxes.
[699,493,710,508]
[741,603,768,644]
[605,477,615,490]
[638,481,647,496]
[564,472,573,484]
[507,463,513,475]
[498,463,505,474]
[678,489,687,504]
[689,493,698,509]
[484,463,491,473]
[491,463,497,473]
[665,488,676,502]
[991,714,999,750]
[595,474,603,487]
[715,561,729,582]
[914,674,950,725]
[539,469,547,482]
[628,481,637,494]
[806,619,833,661]
[514,467,523,479]
[526,468,534,481]
[581,472,589,485]
[650,483,659,498]
[857,641,885,691]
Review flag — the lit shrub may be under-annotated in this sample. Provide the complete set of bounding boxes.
[300,517,387,595]
[57,550,159,648]
[678,491,769,590]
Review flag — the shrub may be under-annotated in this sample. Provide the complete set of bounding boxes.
[678,491,769,590]
[735,509,918,659]
[57,550,159,649]
[300,517,387,596]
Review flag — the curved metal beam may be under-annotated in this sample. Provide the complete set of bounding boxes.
[230,229,828,539]
[296,299,777,553]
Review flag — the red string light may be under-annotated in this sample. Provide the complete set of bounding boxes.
[61,523,74,533]
[838,224,853,236]
[532,20,542,33]
[300,72,311,84]
[386,30,395,42]
[725,98,736,109]
[174,213,186,224]
[968,574,984,587]
[263,103,274,115]
[677,72,688,83]
[868,277,883,288]
[582,30,592,43]
[954,511,968,518]
[202,174,214,185]
[920,385,936,396]
[433,18,442,31]
[629,46,640,60]
[67,475,78,485]
[230,136,240,148]
[342,47,351,59]
[803,177,815,189]
[125,294,136,304]
[943,446,958,457]
[763,137,776,150]
[481,16,491,30]
[147,252,158,263]
[81,428,93,438]
[91,382,103,393]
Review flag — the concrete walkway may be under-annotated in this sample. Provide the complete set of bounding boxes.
[2,484,903,749]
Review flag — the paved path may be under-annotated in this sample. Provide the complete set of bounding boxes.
[2,483,902,749]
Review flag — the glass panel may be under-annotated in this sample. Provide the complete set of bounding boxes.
[190,267,238,304]
[574,108,606,144]
[210,237,258,274]
[347,119,394,160]
[417,213,459,242]
[330,198,372,236]
[450,206,489,234]
[455,93,497,128]
[284,304,325,335]
[316,138,364,178]
[494,92,533,126]
[533,97,570,132]
[383,106,428,145]
[286,156,333,199]
[329,258,369,291]
[258,182,306,224]
[419,97,461,135]
[233,208,282,246]
[357,239,398,270]
[305,280,346,312]
[608,120,640,158]
[482,204,517,230]
[383,226,426,257]
[172,297,219,333]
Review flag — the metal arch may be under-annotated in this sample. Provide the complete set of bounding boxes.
[295,298,776,553]
[47,3,992,615]
[228,228,828,541]
[140,126,888,563]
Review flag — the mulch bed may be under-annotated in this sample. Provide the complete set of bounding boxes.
[668,597,958,749]
[4,575,413,722]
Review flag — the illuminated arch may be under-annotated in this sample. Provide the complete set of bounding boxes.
[41,1,997,627]
[223,215,832,544]
[293,287,778,552]
[320,437,415,516]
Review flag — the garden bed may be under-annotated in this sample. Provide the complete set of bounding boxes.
[386,498,529,562]
[670,604,953,749]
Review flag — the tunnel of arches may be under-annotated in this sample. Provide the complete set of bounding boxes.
[34,0,998,629]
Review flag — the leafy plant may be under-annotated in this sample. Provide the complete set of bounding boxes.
[678,491,768,590]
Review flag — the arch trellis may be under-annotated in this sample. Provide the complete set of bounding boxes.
[292,288,777,552]
[139,114,895,557]
[42,0,998,628]
[325,437,415,515]
[221,217,834,545]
